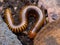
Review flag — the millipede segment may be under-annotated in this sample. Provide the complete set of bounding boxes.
[4,8,27,33]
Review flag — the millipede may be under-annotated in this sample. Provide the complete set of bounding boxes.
[4,5,44,38]
[4,8,28,33]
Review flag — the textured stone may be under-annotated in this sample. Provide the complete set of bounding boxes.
[38,0,60,22]
[0,15,22,45]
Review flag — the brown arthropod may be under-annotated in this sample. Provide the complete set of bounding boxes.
[4,5,44,38]
[25,6,44,38]
[4,8,27,33]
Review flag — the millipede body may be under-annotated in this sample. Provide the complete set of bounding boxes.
[4,5,44,38]
[4,8,27,33]
[26,6,44,38]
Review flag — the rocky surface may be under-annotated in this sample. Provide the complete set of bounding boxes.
[34,18,60,45]
[0,15,22,45]
[38,0,60,22]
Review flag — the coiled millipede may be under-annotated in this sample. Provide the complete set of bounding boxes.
[4,5,44,38]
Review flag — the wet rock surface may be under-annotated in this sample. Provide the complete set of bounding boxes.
[0,15,22,45]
